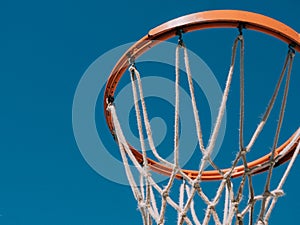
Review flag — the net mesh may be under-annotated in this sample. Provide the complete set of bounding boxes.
[106,33,300,225]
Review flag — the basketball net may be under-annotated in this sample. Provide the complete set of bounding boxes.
[106,32,300,225]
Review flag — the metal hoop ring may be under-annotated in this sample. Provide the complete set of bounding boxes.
[104,10,300,181]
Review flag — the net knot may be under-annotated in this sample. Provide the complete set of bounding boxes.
[172,166,179,174]
[262,189,284,199]
[263,190,272,198]
[137,194,144,204]
[208,203,216,211]
[232,200,239,208]
[179,212,187,218]
[240,147,248,155]
[138,202,147,209]
[202,152,211,161]
[271,189,284,197]
[162,190,169,199]
[257,219,267,225]
[236,213,243,221]
[247,197,256,207]
[193,181,200,190]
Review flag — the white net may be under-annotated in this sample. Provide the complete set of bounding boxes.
[106,33,300,225]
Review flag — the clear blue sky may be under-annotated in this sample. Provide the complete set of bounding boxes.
[0,1,299,225]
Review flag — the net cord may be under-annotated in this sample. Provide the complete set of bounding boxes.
[107,32,299,225]
[108,104,194,225]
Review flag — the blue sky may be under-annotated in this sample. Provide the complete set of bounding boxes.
[1,1,299,225]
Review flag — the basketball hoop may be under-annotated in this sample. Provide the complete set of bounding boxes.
[104,10,300,225]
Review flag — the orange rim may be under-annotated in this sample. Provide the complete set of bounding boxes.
[104,10,300,181]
